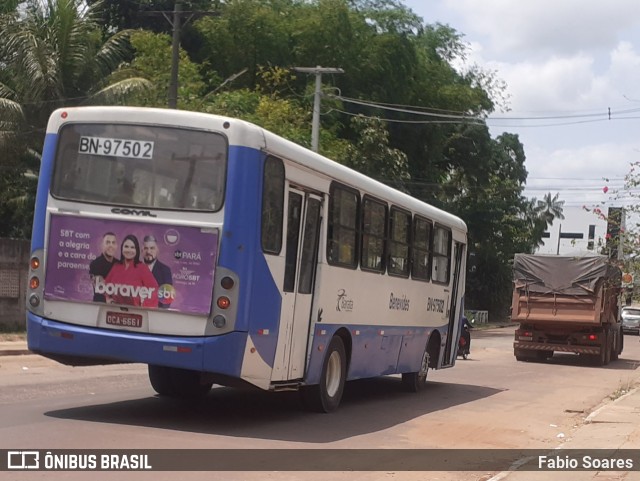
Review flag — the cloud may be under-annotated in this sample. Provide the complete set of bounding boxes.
[404,0,640,207]
[440,0,640,58]
[523,141,636,207]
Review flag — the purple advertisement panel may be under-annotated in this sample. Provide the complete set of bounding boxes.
[44,214,218,315]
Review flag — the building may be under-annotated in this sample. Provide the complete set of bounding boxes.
[536,206,624,257]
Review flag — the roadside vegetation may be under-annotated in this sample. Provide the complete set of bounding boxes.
[0,0,565,316]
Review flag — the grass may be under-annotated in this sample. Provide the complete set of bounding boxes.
[609,379,637,401]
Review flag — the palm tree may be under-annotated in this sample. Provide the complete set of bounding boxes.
[536,192,565,225]
[0,0,149,237]
[0,0,150,128]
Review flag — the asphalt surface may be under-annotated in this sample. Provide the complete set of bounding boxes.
[2,337,639,480]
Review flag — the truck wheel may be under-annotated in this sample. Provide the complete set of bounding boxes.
[536,351,552,361]
[611,329,624,361]
[611,329,620,361]
[618,328,624,355]
[301,336,347,413]
[514,348,529,362]
[593,331,610,366]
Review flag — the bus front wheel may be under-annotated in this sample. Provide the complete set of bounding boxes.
[301,336,347,413]
[402,349,429,392]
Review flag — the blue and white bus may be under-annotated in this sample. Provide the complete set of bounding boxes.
[27,106,467,412]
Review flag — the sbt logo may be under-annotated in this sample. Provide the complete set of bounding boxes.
[158,284,176,305]
[8,451,40,469]
[173,250,202,261]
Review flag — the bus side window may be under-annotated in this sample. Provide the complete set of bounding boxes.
[327,183,359,269]
[388,207,411,278]
[261,156,285,254]
[361,196,386,272]
[432,225,451,283]
[412,216,432,281]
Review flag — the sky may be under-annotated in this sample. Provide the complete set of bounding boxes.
[401,0,640,212]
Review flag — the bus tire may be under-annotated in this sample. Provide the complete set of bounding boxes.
[170,367,213,399]
[301,336,346,413]
[402,349,429,392]
[148,365,212,399]
[148,365,177,396]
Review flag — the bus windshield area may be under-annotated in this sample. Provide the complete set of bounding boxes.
[51,123,227,211]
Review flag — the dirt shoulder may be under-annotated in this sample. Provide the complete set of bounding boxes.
[0,331,26,342]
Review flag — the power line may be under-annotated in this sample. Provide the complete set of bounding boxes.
[329,93,640,128]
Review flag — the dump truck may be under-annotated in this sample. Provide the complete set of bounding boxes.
[511,254,623,366]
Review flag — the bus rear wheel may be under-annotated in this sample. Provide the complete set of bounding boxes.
[148,365,213,399]
[148,365,177,396]
[301,336,346,413]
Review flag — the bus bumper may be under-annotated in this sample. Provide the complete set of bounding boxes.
[27,312,246,376]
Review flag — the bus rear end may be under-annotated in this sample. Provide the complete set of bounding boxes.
[26,107,251,397]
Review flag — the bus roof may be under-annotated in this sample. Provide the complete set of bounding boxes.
[47,106,467,234]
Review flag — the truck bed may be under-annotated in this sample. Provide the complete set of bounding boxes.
[511,292,603,325]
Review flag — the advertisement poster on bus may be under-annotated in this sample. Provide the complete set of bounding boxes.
[44,214,218,315]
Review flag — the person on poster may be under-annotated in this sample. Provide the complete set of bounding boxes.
[89,232,118,302]
[104,234,159,308]
[143,235,173,308]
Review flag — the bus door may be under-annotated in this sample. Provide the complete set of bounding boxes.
[443,241,465,365]
[281,188,323,380]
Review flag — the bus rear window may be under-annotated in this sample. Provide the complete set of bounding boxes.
[51,123,227,211]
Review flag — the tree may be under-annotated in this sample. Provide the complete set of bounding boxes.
[536,192,565,225]
[0,0,545,323]
[0,0,149,237]
[342,115,410,190]
[113,30,205,109]
[86,0,218,35]
[439,127,549,316]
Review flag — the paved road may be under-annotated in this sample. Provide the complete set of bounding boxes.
[0,326,638,481]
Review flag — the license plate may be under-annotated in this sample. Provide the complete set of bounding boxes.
[106,311,143,328]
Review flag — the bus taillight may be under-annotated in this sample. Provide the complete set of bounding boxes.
[217,296,231,309]
[30,257,40,270]
[29,276,40,289]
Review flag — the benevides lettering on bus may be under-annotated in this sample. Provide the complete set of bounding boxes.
[111,207,157,217]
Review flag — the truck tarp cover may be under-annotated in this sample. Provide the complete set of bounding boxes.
[513,254,620,296]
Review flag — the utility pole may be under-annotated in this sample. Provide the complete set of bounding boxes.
[159,3,219,109]
[293,66,344,152]
[168,2,182,109]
